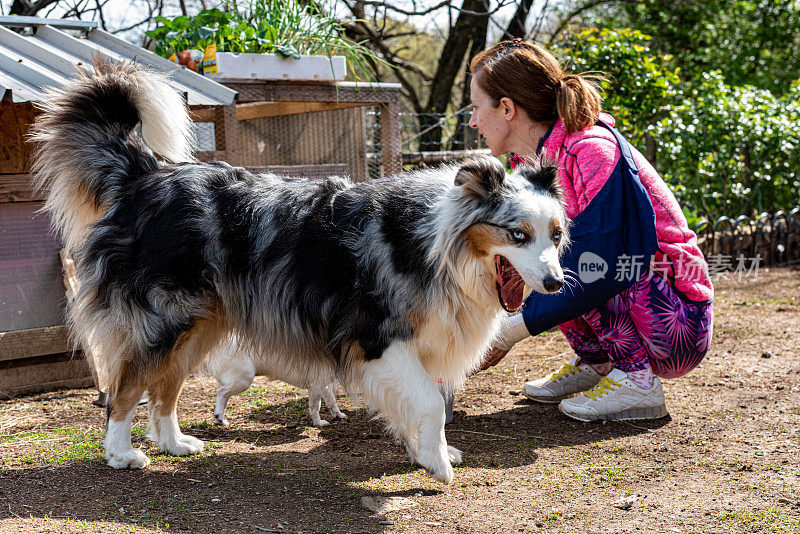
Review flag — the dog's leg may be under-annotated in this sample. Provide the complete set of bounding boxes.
[148,317,225,456]
[308,387,329,426]
[213,369,255,426]
[104,361,149,469]
[358,340,458,484]
[322,382,347,420]
[147,373,204,456]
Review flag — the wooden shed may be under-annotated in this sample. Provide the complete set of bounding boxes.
[0,16,404,398]
[0,16,237,397]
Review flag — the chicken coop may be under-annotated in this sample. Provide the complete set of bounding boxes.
[0,16,402,397]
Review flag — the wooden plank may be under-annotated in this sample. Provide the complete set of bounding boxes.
[195,150,227,162]
[380,100,402,176]
[0,325,71,362]
[236,101,365,121]
[0,173,40,202]
[189,106,218,122]
[220,104,240,165]
[0,354,93,398]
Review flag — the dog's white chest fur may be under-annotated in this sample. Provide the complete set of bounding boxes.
[415,299,503,385]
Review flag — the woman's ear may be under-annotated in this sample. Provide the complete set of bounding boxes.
[499,97,516,121]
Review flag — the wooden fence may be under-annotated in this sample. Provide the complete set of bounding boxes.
[694,207,800,266]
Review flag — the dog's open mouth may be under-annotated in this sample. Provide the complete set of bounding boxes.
[495,255,525,312]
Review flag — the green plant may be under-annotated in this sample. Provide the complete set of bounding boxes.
[589,0,800,97]
[555,27,681,149]
[145,0,382,79]
[652,72,800,218]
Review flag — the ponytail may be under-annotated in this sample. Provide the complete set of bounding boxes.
[555,73,605,134]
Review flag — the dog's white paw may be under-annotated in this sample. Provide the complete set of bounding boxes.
[178,434,205,453]
[312,418,330,427]
[427,461,454,484]
[106,447,150,470]
[447,445,463,465]
[213,414,228,426]
[159,433,204,456]
[331,409,347,419]
[417,449,454,484]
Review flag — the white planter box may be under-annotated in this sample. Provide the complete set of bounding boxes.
[206,52,347,81]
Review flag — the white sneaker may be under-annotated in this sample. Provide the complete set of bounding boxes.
[522,356,604,403]
[558,368,668,422]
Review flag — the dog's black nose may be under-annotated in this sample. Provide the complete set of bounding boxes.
[543,274,564,293]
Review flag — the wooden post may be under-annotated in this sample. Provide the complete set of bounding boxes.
[59,249,106,394]
[380,101,402,176]
[220,104,240,165]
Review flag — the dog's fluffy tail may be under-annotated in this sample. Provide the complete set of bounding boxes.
[30,58,195,250]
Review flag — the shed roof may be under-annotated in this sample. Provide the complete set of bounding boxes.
[0,16,236,106]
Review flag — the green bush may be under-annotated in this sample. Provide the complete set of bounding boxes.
[653,72,800,218]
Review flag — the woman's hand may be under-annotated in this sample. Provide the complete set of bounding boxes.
[477,346,510,372]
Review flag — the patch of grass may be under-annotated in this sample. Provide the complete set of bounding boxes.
[249,397,311,423]
[2,426,104,466]
[738,297,798,306]
[131,423,148,439]
[184,420,214,431]
[539,509,565,527]
[691,456,724,468]
[244,383,301,396]
[718,506,800,533]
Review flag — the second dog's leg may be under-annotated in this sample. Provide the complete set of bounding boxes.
[213,372,255,426]
[308,388,328,426]
[322,382,347,420]
[358,341,459,484]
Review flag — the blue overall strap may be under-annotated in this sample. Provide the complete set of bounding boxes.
[521,120,659,336]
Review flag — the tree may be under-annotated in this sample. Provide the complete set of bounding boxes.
[341,0,543,150]
[563,0,800,95]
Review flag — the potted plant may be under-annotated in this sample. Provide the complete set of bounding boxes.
[146,0,380,82]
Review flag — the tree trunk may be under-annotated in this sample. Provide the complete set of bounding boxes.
[504,0,535,39]
[419,0,489,151]
[10,0,60,16]
[450,12,488,150]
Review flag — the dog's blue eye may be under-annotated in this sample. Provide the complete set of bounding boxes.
[510,230,529,244]
[552,228,563,245]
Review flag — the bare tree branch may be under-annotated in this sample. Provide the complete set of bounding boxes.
[95,0,106,30]
[343,0,453,17]
[501,0,534,39]
[10,0,62,16]
[547,0,628,43]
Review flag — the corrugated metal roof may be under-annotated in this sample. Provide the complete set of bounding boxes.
[0,17,236,106]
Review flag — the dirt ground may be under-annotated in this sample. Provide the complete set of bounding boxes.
[1,267,798,534]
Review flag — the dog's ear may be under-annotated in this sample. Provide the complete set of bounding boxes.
[515,158,562,201]
[454,157,506,198]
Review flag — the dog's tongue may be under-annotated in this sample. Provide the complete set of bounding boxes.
[495,256,525,311]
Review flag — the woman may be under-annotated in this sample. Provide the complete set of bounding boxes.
[468,39,714,421]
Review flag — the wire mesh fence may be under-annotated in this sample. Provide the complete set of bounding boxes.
[364,108,486,179]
